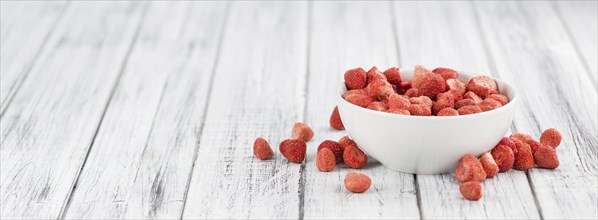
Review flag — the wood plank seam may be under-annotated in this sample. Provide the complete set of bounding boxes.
[470,3,545,219]
[57,3,151,218]
[0,2,70,117]
[550,1,597,91]
[179,2,232,217]
[297,1,313,219]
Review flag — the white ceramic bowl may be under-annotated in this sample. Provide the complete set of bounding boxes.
[337,69,517,174]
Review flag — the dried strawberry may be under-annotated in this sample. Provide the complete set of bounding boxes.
[463,91,483,104]
[388,94,411,110]
[330,106,344,130]
[477,98,503,112]
[418,73,447,99]
[513,139,534,170]
[366,66,387,84]
[345,94,374,108]
[498,137,518,155]
[437,108,458,116]
[318,140,343,162]
[479,152,499,178]
[342,89,367,99]
[457,105,482,115]
[343,145,368,169]
[386,108,411,115]
[491,144,515,172]
[527,139,543,154]
[433,92,455,115]
[455,98,476,109]
[409,96,433,108]
[338,136,356,152]
[460,181,483,201]
[534,146,559,169]
[344,172,371,193]
[383,67,401,85]
[316,148,336,172]
[540,128,562,149]
[344,68,367,90]
[467,76,498,98]
[455,155,487,183]
[253,137,274,160]
[446,79,466,96]
[432,67,459,80]
[367,101,388,111]
[279,139,306,163]
[486,94,509,105]
[292,122,314,142]
[408,104,432,116]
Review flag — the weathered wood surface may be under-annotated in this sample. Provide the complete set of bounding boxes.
[63,2,228,219]
[393,1,540,219]
[475,1,598,219]
[181,2,308,219]
[0,1,67,114]
[0,2,146,219]
[554,1,598,85]
[1,1,597,219]
[302,1,420,219]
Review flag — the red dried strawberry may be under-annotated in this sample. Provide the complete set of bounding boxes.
[491,144,515,172]
[479,152,499,178]
[460,181,483,201]
[513,139,534,170]
[388,94,411,110]
[540,128,562,149]
[534,146,559,169]
[344,68,367,90]
[432,67,459,80]
[498,137,518,155]
[316,148,336,172]
[318,140,343,162]
[253,137,274,160]
[383,67,401,85]
[330,106,344,130]
[455,155,486,183]
[279,139,306,163]
[343,145,368,169]
[367,101,388,111]
[467,76,498,98]
[338,136,356,152]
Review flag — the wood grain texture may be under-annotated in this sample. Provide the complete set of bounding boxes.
[554,1,598,85]
[475,1,598,219]
[0,1,67,114]
[0,2,146,219]
[393,2,540,218]
[181,2,308,219]
[302,2,420,219]
[63,2,228,219]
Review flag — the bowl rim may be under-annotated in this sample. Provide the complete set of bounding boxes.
[337,69,518,121]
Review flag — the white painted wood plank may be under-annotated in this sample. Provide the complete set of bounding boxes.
[555,1,598,84]
[475,1,598,219]
[63,2,228,219]
[303,2,420,219]
[0,2,146,219]
[181,2,308,219]
[0,1,67,113]
[393,2,540,218]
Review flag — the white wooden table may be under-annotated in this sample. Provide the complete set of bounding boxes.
[1,1,596,219]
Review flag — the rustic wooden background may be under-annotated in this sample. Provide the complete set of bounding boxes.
[1,1,596,219]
